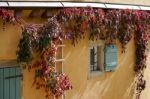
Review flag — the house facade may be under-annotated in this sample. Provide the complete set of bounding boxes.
[0,10,134,99]
[0,1,150,99]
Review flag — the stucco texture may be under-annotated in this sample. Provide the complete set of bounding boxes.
[0,10,145,99]
[64,37,135,99]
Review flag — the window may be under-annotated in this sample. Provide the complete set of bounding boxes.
[54,42,65,99]
[88,41,117,78]
[90,46,100,71]
[90,46,97,71]
[89,46,104,72]
[88,41,104,77]
[55,44,65,73]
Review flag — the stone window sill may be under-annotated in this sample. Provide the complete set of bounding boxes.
[88,71,103,79]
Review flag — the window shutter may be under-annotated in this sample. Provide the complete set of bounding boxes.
[0,66,21,99]
[16,67,21,99]
[4,68,10,99]
[0,69,4,99]
[104,45,117,71]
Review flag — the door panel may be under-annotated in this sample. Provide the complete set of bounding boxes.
[10,68,16,99]
[0,69,4,99]
[0,66,21,99]
[4,68,10,99]
[16,67,21,99]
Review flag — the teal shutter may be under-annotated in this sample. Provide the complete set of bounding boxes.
[9,68,16,99]
[104,45,117,71]
[4,68,10,99]
[16,67,21,99]
[0,66,21,99]
[0,69,4,99]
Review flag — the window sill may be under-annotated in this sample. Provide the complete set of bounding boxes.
[88,71,103,80]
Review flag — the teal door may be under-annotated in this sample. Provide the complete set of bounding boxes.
[0,66,22,99]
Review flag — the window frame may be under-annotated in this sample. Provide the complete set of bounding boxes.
[89,46,98,72]
[88,40,105,79]
[54,42,66,99]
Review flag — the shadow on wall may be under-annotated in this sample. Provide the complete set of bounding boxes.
[64,39,135,99]
[79,63,135,99]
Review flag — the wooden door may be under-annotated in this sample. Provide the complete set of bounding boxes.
[0,66,22,99]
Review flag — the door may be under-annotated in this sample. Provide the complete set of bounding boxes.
[0,66,22,99]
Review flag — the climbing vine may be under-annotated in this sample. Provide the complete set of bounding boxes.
[18,18,72,98]
[1,7,149,99]
[0,8,16,30]
[33,18,72,98]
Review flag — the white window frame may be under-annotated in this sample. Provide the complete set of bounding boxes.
[54,42,65,99]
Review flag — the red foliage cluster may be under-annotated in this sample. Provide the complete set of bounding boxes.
[134,25,149,99]
[135,25,148,72]
[54,73,72,97]
[57,8,149,48]
[136,73,146,99]
[0,8,16,29]
[34,45,72,98]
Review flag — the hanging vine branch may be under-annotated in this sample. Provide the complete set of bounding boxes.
[33,18,72,98]
[16,31,32,64]
[17,17,72,98]
[133,11,150,99]
[0,8,17,30]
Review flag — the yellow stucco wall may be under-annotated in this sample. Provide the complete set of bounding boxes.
[64,37,135,99]
[0,10,137,99]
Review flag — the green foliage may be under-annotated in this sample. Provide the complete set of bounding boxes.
[38,32,51,51]
[17,31,32,63]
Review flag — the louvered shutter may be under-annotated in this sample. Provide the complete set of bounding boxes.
[104,45,117,71]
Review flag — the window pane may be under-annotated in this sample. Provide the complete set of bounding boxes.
[90,48,95,65]
[97,46,101,71]
[90,47,98,71]
[56,47,63,60]
[56,61,63,73]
